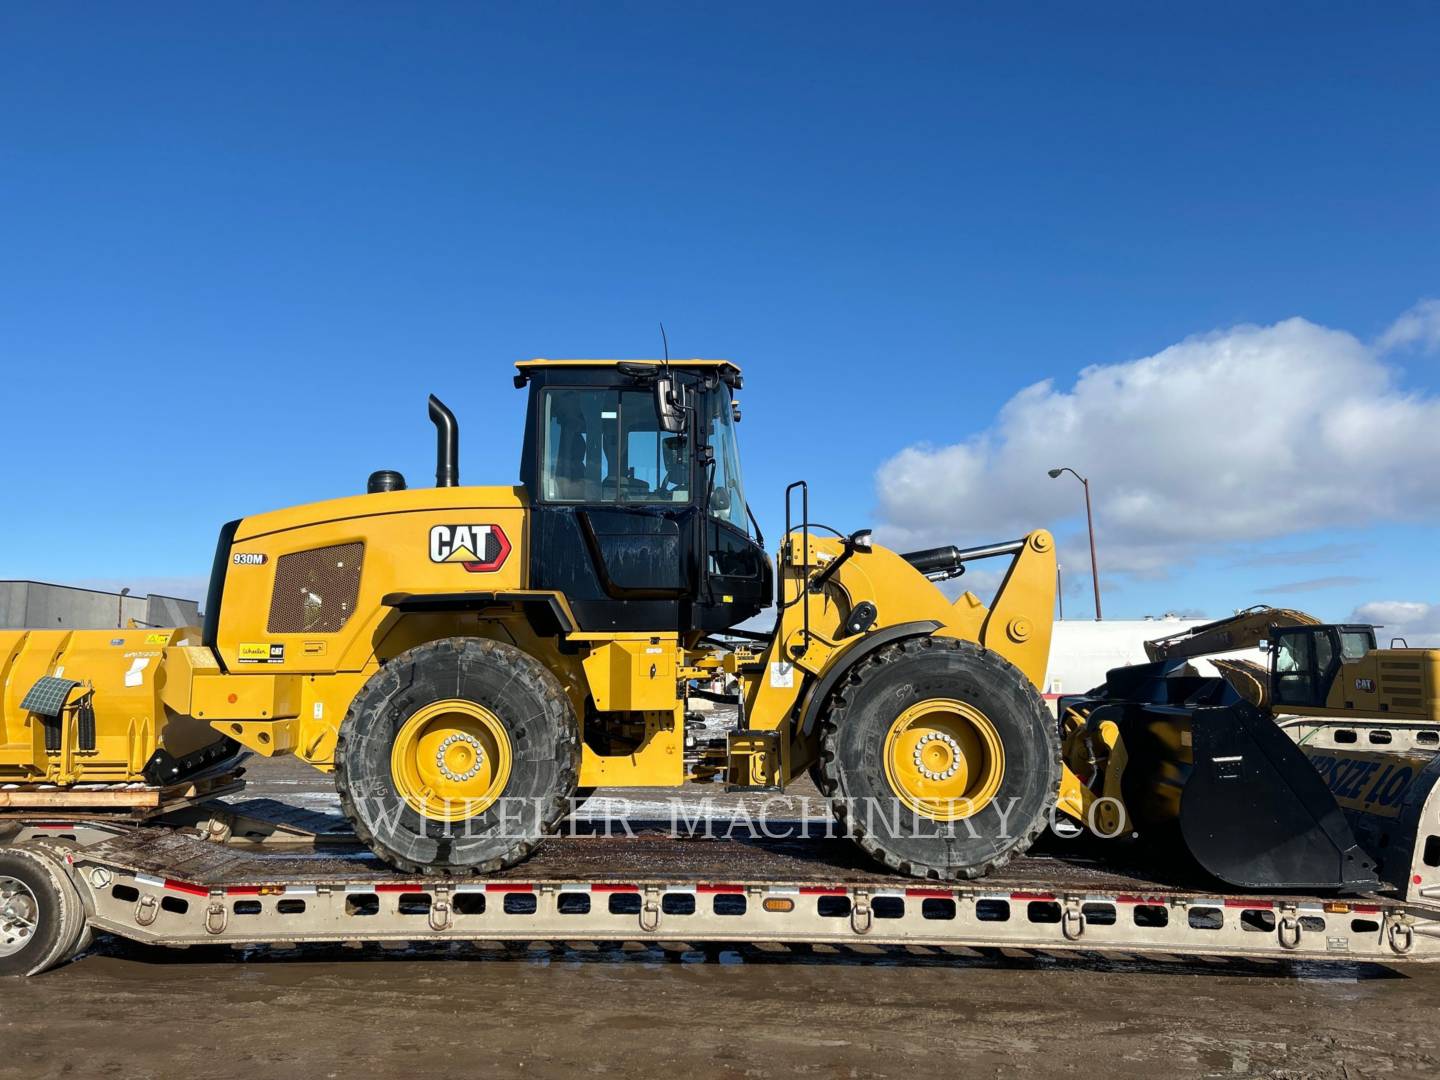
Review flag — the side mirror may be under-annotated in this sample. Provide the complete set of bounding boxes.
[655,376,686,433]
[711,488,731,513]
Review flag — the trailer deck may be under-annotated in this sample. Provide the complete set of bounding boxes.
[16,814,1433,969]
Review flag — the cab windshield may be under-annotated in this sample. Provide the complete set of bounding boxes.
[704,388,747,530]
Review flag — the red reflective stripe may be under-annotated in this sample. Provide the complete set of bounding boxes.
[375,883,424,893]
[798,886,848,896]
[906,888,953,899]
[591,884,639,894]
[164,879,210,897]
[484,883,534,893]
[225,885,265,896]
[1010,891,1056,902]
[1224,899,1271,909]
[698,884,745,894]
[1352,904,1381,914]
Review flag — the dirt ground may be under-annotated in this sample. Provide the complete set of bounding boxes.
[3,756,1439,1080]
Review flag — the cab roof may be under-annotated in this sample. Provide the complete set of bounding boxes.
[515,358,741,374]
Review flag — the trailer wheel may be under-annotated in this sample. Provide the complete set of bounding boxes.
[335,637,580,875]
[816,636,1059,880]
[0,846,88,977]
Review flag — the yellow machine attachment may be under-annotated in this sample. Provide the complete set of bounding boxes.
[0,363,1078,882]
[0,627,239,789]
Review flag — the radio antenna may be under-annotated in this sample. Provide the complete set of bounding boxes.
[659,321,670,365]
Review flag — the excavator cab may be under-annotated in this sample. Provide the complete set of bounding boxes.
[1272,624,1378,708]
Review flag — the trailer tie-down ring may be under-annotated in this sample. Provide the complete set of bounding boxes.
[640,887,662,933]
[1062,900,1086,941]
[1278,914,1302,950]
[850,892,873,935]
[1388,919,1415,955]
[134,894,159,928]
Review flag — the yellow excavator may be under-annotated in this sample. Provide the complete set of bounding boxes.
[1060,605,1440,891]
[2,359,1068,881]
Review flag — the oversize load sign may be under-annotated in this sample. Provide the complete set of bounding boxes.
[429,524,512,573]
[1306,748,1430,819]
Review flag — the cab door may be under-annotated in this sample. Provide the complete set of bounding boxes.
[1272,627,1342,708]
[528,381,697,630]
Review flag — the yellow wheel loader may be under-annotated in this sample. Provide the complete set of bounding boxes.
[0,359,1069,880]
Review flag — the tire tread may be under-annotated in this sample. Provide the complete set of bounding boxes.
[815,635,1061,881]
[334,636,580,876]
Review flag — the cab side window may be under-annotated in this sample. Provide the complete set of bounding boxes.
[541,388,691,504]
[1340,631,1374,661]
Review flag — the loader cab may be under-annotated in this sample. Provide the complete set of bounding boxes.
[1271,624,1377,708]
[515,359,772,633]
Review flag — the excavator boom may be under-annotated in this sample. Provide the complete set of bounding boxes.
[1143,605,1321,662]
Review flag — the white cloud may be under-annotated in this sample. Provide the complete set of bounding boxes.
[1261,575,1373,594]
[1378,298,1440,354]
[1348,601,1440,648]
[875,307,1440,579]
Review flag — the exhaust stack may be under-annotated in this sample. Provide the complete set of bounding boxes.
[428,394,459,488]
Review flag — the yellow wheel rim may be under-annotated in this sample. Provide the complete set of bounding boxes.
[883,698,1005,821]
[390,699,513,822]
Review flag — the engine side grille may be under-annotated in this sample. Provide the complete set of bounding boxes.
[266,542,364,635]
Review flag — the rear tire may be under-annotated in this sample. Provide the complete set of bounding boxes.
[817,636,1059,880]
[0,846,87,977]
[335,637,580,875]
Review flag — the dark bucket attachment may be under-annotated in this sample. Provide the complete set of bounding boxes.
[1175,704,1379,891]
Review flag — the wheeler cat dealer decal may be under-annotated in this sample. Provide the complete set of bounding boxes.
[238,643,286,664]
[429,524,512,572]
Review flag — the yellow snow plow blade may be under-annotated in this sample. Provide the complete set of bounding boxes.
[0,627,240,788]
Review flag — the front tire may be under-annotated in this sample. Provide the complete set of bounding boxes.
[817,636,1060,880]
[335,637,580,875]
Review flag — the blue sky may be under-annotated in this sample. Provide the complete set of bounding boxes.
[2,3,1437,636]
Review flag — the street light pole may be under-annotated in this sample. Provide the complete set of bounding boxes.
[1047,467,1103,621]
[1080,476,1102,621]
[118,587,131,630]
[1056,563,1064,620]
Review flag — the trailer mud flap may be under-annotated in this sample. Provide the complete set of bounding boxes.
[1177,704,1379,891]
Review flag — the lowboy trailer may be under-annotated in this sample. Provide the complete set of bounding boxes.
[4,782,1440,975]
